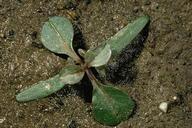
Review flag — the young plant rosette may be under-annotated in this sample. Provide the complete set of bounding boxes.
[16,15,150,126]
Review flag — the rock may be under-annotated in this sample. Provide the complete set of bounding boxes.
[159,102,168,113]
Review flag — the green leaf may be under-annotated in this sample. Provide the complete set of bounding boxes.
[16,65,84,102]
[105,15,150,58]
[84,43,111,67]
[16,75,64,102]
[59,65,84,85]
[96,16,150,78]
[92,84,135,126]
[95,66,106,79]
[41,16,75,56]
[78,48,86,58]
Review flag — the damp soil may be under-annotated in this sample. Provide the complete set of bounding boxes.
[0,0,192,128]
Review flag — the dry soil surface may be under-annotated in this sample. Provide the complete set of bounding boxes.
[0,0,192,128]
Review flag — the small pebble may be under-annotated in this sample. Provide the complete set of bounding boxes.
[159,102,168,113]
[0,117,6,124]
[171,94,182,105]
[16,84,23,90]
[173,96,177,100]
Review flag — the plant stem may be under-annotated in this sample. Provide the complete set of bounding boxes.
[85,69,100,90]
[86,69,107,97]
[69,50,82,64]
[72,53,82,64]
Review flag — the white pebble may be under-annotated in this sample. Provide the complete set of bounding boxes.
[0,117,6,124]
[173,96,177,100]
[159,102,168,113]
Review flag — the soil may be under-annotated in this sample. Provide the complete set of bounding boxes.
[0,0,192,128]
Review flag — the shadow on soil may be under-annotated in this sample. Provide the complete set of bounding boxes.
[106,23,150,85]
[51,22,150,104]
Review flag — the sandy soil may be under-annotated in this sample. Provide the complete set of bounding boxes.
[0,0,192,128]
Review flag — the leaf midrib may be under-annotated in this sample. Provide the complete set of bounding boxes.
[48,21,72,54]
[95,86,119,116]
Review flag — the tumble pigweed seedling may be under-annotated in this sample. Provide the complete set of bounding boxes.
[16,15,149,126]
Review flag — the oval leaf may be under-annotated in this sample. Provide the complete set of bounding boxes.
[41,16,74,55]
[92,84,135,126]
[84,43,111,67]
[105,15,150,58]
[59,65,84,85]
[16,75,65,102]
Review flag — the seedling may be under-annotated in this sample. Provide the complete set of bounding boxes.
[16,15,149,126]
